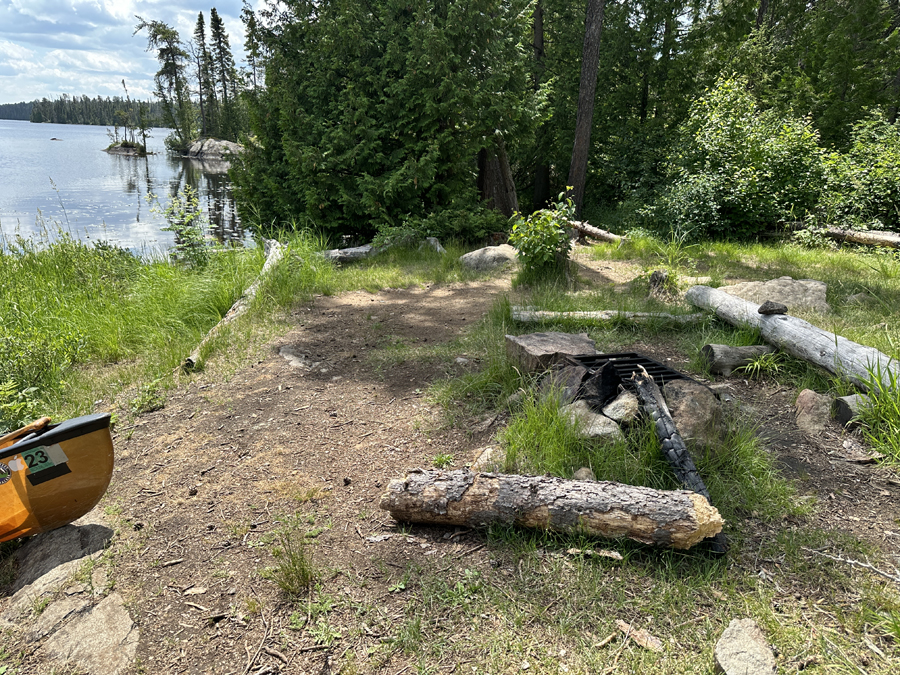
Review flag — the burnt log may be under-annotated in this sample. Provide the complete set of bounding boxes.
[630,366,711,500]
[686,285,900,392]
[379,469,722,549]
[700,344,777,376]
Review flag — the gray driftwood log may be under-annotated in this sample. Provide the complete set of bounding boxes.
[686,285,900,391]
[512,307,704,325]
[568,220,624,244]
[822,228,900,250]
[700,344,777,376]
[380,469,723,549]
[183,239,285,371]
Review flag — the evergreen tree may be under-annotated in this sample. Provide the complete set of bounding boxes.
[209,8,240,141]
[135,17,195,152]
[192,12,218,137]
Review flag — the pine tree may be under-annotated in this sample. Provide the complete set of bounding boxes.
[209,8,239,141]
[192,12,218,137]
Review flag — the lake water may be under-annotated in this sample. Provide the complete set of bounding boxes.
[0,119,243,255]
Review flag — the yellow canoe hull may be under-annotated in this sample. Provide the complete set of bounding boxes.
[0,414,114,543]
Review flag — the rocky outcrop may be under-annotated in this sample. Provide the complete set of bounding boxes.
[186,138,242,161]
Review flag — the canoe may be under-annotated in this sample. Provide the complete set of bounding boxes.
[0,413,114,543]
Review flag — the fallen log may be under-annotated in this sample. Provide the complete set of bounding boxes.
[512,307,704,325]
[183,239,285,371]
[379,469,722,549]
[700,344,777,376]
[822,228,900,250]
[568,220,625,244]
[686,285,900,392]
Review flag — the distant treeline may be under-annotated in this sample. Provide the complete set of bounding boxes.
[0,95,164,126]
[0,101,33,120]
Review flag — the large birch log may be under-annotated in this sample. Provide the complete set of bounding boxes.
[380,469,723,549]
[183,239,285,371]
[568,220,625,244]
[512,307,704,325]
[822,228,900,250]
[686,285,900,392]
[700,344,777,376]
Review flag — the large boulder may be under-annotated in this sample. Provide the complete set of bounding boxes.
[186,138,242,161]
[506,332,596,373]
[459,244,518,271]
[561,400,625,442]
[718,276,830,313]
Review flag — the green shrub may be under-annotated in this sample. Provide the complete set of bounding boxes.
[818,114,900,231]
[645,77,826,239]
[509,191,574,278]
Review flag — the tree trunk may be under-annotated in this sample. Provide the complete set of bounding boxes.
[532,2,552,211]
[685,285,900,392]
[478,137,519,217]
[567,0,607,218]
[700,344,777,376]
[380,469,723,550]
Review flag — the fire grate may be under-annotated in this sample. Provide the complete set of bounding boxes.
[564,352,697,387]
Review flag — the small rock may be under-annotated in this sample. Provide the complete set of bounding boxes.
[421,237,446,254]
[846,292,873,305]
[455,357,471,366]
[562,400,625,442]
[757,300,788,315]
[539,364,589,405]
[832,393,867,429]
[471,447,503,472]
[572,467,595,481]
[343,477,352,486]
[188,486,198,496]
[714,618,776,675]
[602,390,640,424]
[795,389,833,436]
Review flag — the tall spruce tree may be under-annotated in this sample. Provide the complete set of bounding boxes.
[209,8,240,142]
[135,17,194,152]
[192,12,218,138]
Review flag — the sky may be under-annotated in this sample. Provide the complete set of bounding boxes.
[0,1,257,105]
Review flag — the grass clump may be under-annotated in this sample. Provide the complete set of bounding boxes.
[260,526,319,597]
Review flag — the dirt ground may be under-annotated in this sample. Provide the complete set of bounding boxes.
[7,254,900,673]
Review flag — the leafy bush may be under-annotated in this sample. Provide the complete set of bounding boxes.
[817,114,900,231]
[150,186,211,268]
[645,77,826,239]
[509,191,574,278]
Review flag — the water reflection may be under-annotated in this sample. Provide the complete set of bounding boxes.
[174,158,243,245]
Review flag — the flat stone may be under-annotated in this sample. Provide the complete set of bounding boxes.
[320,244,375,263]
[459,244,518,271]
[719,276,830,313]
[714,618,776,675]
[25,594,90,643]
[506,332,596,374]
[562,400,625,442]
[663,380,725,449]
[40,592,138,675]
[795,389,833,436]
[602,390,640,424]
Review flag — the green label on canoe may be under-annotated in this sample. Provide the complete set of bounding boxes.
[21,444,68,474]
